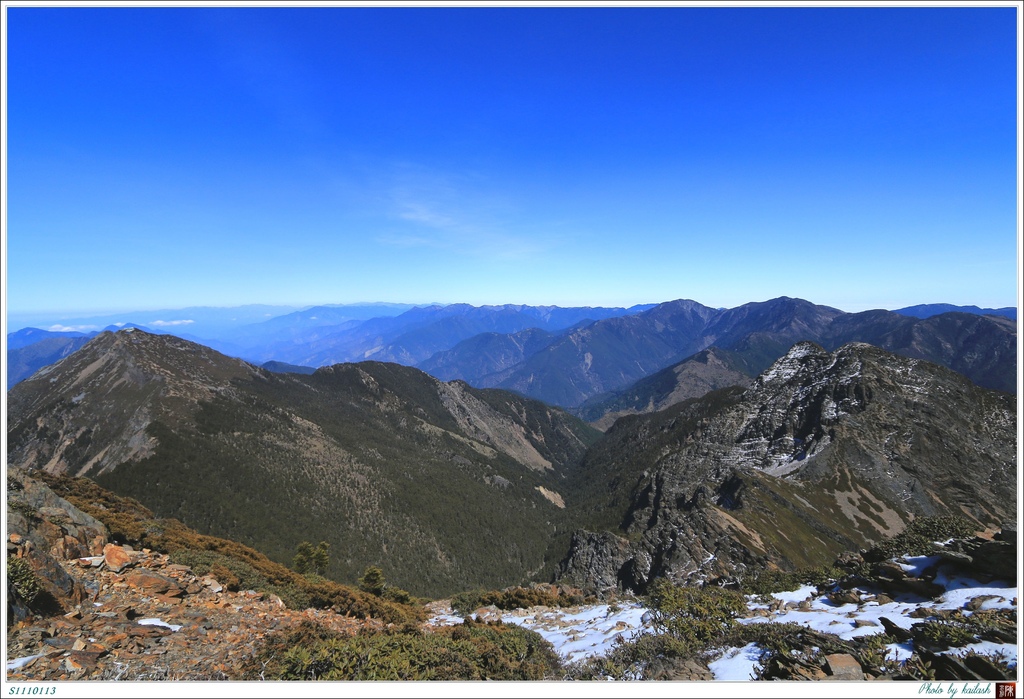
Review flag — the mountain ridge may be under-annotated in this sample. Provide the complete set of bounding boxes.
[6,329,599,597]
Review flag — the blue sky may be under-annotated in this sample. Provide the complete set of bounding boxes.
[4,5,1020,317]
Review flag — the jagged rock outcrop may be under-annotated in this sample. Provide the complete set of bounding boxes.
[557,531,634,592]
[7,469,108,560]
[7,468,109,624]
[559,342,1017,591]
[934,533,1018,583]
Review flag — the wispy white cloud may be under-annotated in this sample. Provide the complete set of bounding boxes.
[149,319,195,327]
[47,324,99,333]
[376,166,545,260]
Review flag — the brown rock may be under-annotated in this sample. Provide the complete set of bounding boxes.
[875,561,906,580]
[106,633,129,648]
[128,625,171,638]
[880,617,914,641]
[42,637,74,650]
[829,590,861,605]
[965,595,999,611]
[899,577,944,598]
[103,544,133,573]
[65,650,104,672]
[824,653,864,681]
[963,653,1014,679]
[19,548,88,612]
[200,576,223,593]
[125,570,182,596]
[62,534,90,560]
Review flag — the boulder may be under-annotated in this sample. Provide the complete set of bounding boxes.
[125,571,183,597]
[824,653,864,681]
[103,544,134,573]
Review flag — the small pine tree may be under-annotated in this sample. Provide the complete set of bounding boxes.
[293,541,315,574]
[311,541,330,576]
[358,565,386,596]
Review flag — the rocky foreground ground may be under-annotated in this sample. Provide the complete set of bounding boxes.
[6,541,381,681]
[5,466,1019,683]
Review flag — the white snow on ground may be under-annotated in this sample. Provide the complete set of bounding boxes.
[498,602,650,664]
[429,601,652,665]
[707,643,763,681]
[724,557,1018,677]
[137,617,182,632]
[428,557,1017,680]
[6,652,50,672]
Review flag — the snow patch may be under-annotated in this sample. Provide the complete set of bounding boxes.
[709,643,764,680]
[6,653,49,671]
[138,618,182,632]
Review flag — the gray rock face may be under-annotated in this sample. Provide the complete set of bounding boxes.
[556,531,633,592]
[559,342,1017,591]
[7,468,108,560]
[6,468,109,623]
[938,537,1017,583]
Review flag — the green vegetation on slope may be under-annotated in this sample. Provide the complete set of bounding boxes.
[243,618,562,681]
[88,361,597,598]
[35,472,424,624]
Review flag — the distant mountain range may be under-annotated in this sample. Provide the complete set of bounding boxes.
[428,298,1016,413]
[892,303,1016,320]
[7,299,1016,418]
[225,303,656,367]
[564,302,1017,425]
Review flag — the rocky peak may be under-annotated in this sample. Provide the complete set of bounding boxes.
[558,342,1016,592]
[6,330,260,477]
